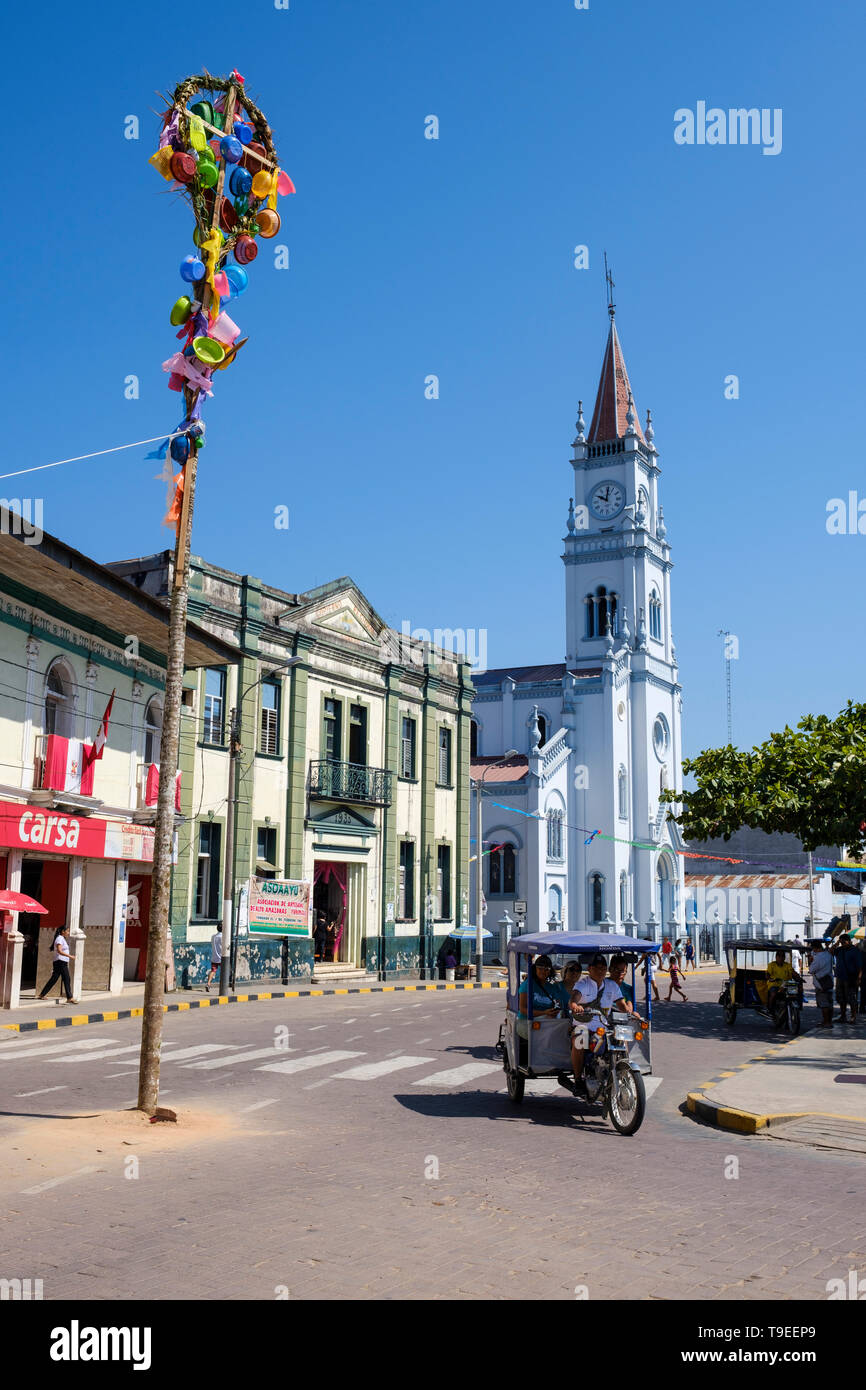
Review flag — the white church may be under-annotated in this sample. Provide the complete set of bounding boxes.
[471,299,686,944]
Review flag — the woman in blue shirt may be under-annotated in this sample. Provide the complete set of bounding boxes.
[518,955,566,1037]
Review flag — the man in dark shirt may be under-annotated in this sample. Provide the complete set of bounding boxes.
[833,935,862,1024]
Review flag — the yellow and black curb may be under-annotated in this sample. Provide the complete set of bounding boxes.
[1,978,507,1034]
[685,1030,816,1135]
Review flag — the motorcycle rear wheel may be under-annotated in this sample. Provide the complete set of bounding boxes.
[506,1067,525,1104]
[608,1063,646,1136]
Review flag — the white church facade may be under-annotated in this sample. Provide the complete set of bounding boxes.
[471,302,686,945]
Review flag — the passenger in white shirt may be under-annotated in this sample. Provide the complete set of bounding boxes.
[569,955,623,1089]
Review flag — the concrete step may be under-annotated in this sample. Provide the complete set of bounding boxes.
[310,964,373,985]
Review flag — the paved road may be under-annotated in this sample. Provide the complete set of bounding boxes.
[0,975,861,1301]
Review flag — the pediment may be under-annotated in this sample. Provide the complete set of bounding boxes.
[311,600,379,644]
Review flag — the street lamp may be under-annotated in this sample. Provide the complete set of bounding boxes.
[473,748,519,984]
[219,654,302,994]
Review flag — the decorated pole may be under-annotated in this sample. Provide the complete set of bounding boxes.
[138,70,294,1114]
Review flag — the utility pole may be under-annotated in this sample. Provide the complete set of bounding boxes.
[138,77,241,1114]
[474,750,518,983]
[219,705,241,995]
[807,849,815,937]
[718,629,734,745]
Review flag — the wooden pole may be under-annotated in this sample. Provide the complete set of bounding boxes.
[138,84,238,1115]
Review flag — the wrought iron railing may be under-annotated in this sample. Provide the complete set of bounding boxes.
[309,759,393,807]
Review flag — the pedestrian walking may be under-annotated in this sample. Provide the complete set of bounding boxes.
[642,952,660,1002]
[684,937,696,971]
[666,956,688,1002]
[809,941,835,1028]
[674,938,684,972]
[204,929,223,992]
[38,926,74,1004]
[833,934,862,1024]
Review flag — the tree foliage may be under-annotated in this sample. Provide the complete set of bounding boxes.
[662,701,866,856]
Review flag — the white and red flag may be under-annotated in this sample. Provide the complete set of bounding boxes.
[91,690,115,761]
[43,736,95,796]
[145,763,182,811]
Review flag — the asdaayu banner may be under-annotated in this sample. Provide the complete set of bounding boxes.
[247,877,312,938]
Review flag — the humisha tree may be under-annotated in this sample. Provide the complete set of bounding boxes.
[662,701,866,858]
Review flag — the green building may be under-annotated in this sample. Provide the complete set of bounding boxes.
[107,553,474,982]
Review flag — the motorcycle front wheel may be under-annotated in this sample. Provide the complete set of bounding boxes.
[787,1003,801,1036]
[607,1063,646,1136]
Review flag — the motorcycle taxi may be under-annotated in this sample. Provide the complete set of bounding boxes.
[719,937,803,1034]
[496,932,658,1135]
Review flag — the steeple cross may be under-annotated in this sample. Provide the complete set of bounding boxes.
[603,251,615,319]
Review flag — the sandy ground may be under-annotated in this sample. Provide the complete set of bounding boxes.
[0,1106,255,1192]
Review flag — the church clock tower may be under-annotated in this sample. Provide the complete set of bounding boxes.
[561,290,684,935]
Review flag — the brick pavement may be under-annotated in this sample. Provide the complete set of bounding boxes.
[0,981,862,1301]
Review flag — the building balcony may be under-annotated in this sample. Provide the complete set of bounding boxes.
[309,759,392,808]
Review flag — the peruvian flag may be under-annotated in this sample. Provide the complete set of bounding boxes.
[91,691,115,762]
[43,736,95,796]
[145,764,182,811]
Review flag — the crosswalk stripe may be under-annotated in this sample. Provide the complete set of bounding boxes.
[113,1044,240,1065]
[330,1056,435,1081]
[411,1063,501,1087]
[180,1048,295,1070]
[54,1044,143,1064]
[0,1037,120,1060]
[257,1050,365,1076]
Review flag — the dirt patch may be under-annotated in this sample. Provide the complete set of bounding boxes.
[0,1105,247,1191]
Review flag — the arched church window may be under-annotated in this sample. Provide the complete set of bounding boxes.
[546,808,563,861]
[537,714,547,747]
[618,766,628,820]
[548,884,562,926]
[589,872,604,923]
[470,719,478,758]
[649,588,662,642]
[488,843,517,896]
[585,587,619,639]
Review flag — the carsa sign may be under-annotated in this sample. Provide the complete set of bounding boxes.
[247,878,311,938]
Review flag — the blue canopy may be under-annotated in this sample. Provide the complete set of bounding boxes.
[507,931,660,957]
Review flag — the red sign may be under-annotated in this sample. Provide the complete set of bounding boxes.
[0,800,156,863]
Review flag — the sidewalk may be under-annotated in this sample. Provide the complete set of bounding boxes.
[687,1023,866,1152]
[1,975,507,1033]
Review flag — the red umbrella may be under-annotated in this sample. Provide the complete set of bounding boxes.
[0,890,48,913]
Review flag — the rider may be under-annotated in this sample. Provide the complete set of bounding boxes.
[607,954,639,1013]
[766,949,796,1016]
[569,954,623,1091]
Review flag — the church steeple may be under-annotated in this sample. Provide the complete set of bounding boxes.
[587,314,646,444]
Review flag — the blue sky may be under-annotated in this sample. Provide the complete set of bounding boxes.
[4,0,864,759]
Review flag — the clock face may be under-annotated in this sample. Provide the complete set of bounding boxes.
[589,480,625,519]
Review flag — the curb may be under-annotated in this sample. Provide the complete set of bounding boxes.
[684,1024,861,1136]
[0,978,507,1034]
[686,1091,808,1134]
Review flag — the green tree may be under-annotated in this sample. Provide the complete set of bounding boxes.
[662,701,866,857]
